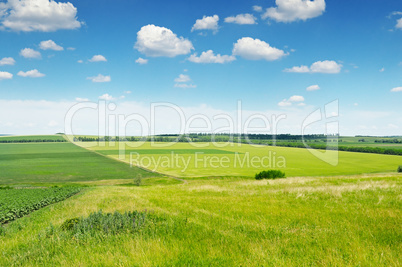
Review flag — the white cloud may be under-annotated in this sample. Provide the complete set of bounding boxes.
[17,69,45,78]
[0,0,82,32]
[0,71,13,80]
[89,55,107,62]
[75,97,89,102]
[39,40,63,51]
[379,67,385,72]
[188,50,236,64]
[396,18,402,29]
[225,14,257,25]
[262,0,326,23]
[232,37,287,61]
[289,95,304,102]
[77,60,83,63]
[135,57,148,64]
[278,95,305,106]
[174,74,191,83]
[87,74,111,83]
[124,91,131,94]
[278,99,292,107]
[0,57,15,66]
[284,65,310,73]
[391,87,402,92]
[67,47,75,51]
[99,94,115,101]
[306,84,320,91]
[310,60,342,73]
[284,60,342,73]
[134,24,194,57]
[174,83,196,89]
[191,15,219,32]
[253,5,263,12]
[174,74,196,88]
[20,48,41,59]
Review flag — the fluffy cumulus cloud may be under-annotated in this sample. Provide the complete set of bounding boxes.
[39,40,63,51]
[188,50,236,64]
[174,74,191,83]
[391,87,402,92]
[89,55,107,62]
[262,0,326,23]
[191,15,219,32]
[224,14,257,25]
[174,74,196,88]
[17,69,45,78]
[284,60,342,73]
[306,84,320,91]
[19,48,41,59]
[0,57,15,65]
[397,18,402,29]
[289,95,304,102]
[278,95,305,106]
[135,57,148,64]
[87,74,111,83]
[0,71,13,80]
[99,94,115,101]
[232,37,287,61]
[0,0,82,32]
[253,5,263,12]
[135,24,194,57]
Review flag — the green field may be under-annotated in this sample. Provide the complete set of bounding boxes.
[0,174,400,266]
[0,186,81,224]
[0,142,160,184]
[82,141,402,177]
[0,137,401,266]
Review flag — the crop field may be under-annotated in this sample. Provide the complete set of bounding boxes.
[0,136,400,266]
[81,141,402,177]
[0,174,400,266]
[0,186,81,224]
[0,142,160,184]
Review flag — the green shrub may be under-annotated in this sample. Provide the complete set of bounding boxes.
[398,166,402,173]
[255,170,286,180]
[134,174,142,186]
[61,210,148,236]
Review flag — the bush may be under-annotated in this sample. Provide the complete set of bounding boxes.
[255,170,286,180]
[61,210,148,236]
[134,174,142,186]
[398,166,402,173]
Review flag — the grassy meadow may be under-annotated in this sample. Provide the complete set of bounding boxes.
[81,141,402,177]
[0,174,400,266]
[0,136,401,266]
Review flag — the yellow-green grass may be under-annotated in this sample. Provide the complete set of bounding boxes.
[81,141,402,177]
[0,174,400,266]
[0,142,160,184]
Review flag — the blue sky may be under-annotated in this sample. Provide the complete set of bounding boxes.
[0,0,401,136]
